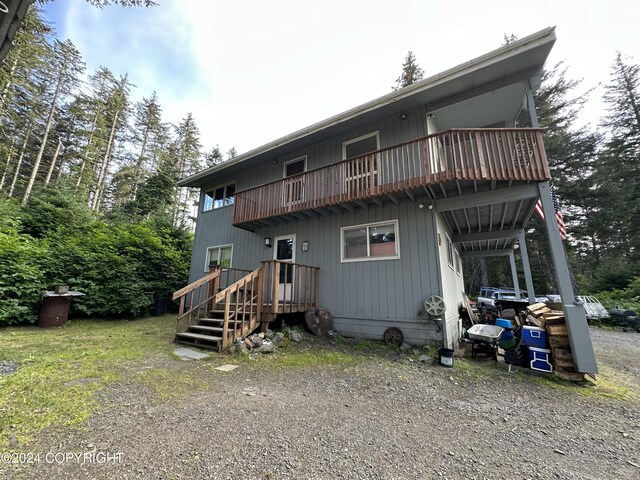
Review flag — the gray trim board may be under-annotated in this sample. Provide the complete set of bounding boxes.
[452,229,523,243]
[434,184,538,212]
[461,249,513,258]
[537,181,597,373]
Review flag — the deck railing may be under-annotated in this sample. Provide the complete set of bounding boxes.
[232,128,549,225]
[260,260,320,315]
[215,267,262,350]
[172,267,253,334]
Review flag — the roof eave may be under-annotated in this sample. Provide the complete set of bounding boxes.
[178,26,556,188]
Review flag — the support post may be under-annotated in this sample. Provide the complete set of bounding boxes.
[508,251,521,300]
[525,80,540,128]
[518,230,536,305]
[538,181,597,373]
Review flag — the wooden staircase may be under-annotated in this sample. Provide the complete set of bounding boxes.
[172,261,320,352]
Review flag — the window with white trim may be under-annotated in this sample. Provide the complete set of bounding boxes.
[205,244,233,271]
[342,132,380,194]
[446,235,454,270]
[203,182,236,211]
[341,220,399,262]
[283,157,306,206]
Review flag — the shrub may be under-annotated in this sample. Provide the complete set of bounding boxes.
[0,231,47,325]
[44,221,190,318]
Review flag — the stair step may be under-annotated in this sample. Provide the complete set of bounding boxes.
[199,317,250,325]
[176,332,222,342]
[174,339,219,350]
[189,325,224,333]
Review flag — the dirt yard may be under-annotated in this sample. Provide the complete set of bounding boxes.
[4,327,640,480]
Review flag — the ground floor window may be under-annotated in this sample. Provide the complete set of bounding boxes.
[205,244,233,271]
[341,220,399,262]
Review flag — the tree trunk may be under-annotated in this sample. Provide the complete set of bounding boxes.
[0,54,18,115]
[22,55,68,205]
[44,137,62,185]
[132,125,150,198]
[8,120,34,197]
[0,135,17,191]
[92,108,120,211]
[75,112,98,188]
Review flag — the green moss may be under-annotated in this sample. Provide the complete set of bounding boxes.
[0,315,177,450]
[254,348,360,368]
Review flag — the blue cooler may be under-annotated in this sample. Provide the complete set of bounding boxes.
[522,325,547,348]
[528,347,553,373]
[495,318,512,329]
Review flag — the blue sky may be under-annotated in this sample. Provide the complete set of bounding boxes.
[42,0,640,155]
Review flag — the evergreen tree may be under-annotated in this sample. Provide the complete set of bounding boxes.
[596,53,640,270]
[22,39,85,205]
[204,145,224,167]
[171,113,202,226]
[392,51,424,90]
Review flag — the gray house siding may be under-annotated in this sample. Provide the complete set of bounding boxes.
[189,195,446,345]
[187,107,454,345]
[435,213,466,349]
[199,106,427,196]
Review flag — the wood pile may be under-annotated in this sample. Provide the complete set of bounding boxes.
[525,303,587,381]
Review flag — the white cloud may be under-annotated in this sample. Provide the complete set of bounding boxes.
[48,0,640,155]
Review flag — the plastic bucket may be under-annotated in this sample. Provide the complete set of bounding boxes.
[437,347,454,367]
[497,331,517,351]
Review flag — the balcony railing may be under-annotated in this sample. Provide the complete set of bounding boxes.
[232,128,549,226]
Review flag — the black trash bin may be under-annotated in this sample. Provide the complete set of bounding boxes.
[153,296,169,316]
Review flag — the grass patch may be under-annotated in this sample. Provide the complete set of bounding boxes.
[0,315,179,450]
[137,367,209,400]
[452,357,501,377]
[253,348,360,368]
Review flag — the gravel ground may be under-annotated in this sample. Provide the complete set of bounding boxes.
[5,328,640,480]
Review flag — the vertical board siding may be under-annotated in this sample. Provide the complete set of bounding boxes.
[188,108,451,344]
[435,213,466,348]
[188,198,444,345]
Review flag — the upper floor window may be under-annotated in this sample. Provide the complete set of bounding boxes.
[343,131,379,159]
[283,157,306,206]
[342,132,380,193]
[203,182,236,211]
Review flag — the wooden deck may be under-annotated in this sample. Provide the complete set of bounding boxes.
[172,262,320,351]
[232,128,550,229]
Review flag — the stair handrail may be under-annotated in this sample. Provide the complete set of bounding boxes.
[172,267,222,334]
[214,267,262,350]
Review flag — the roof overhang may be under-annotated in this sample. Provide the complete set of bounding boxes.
[179,27,556,188]
[0,0,35,61]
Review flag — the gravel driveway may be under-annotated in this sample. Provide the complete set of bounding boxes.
[6,328,640,480]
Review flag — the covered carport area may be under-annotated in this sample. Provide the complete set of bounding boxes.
[435,180,597,375]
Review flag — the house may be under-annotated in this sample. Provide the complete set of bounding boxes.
[0,1,35,61]
[174,27,597,375]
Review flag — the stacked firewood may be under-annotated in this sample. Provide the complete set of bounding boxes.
[525,303,586,381]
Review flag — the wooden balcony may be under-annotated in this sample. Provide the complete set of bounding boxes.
[232,128,550,229]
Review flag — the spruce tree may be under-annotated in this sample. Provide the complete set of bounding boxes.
[392,51,424,90]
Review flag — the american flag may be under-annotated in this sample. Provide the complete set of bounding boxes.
[535,187,567,240]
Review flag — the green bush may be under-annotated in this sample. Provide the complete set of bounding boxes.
[593,276,640,312]
[0,231,47,325]
[44,221,190,318]
[21,184,96,238]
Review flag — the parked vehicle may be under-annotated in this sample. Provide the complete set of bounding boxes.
[477,286,523,309]
[577,296,609,322]
[607,308,639,332]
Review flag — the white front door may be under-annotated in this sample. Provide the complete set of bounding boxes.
[273,234,296,302]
